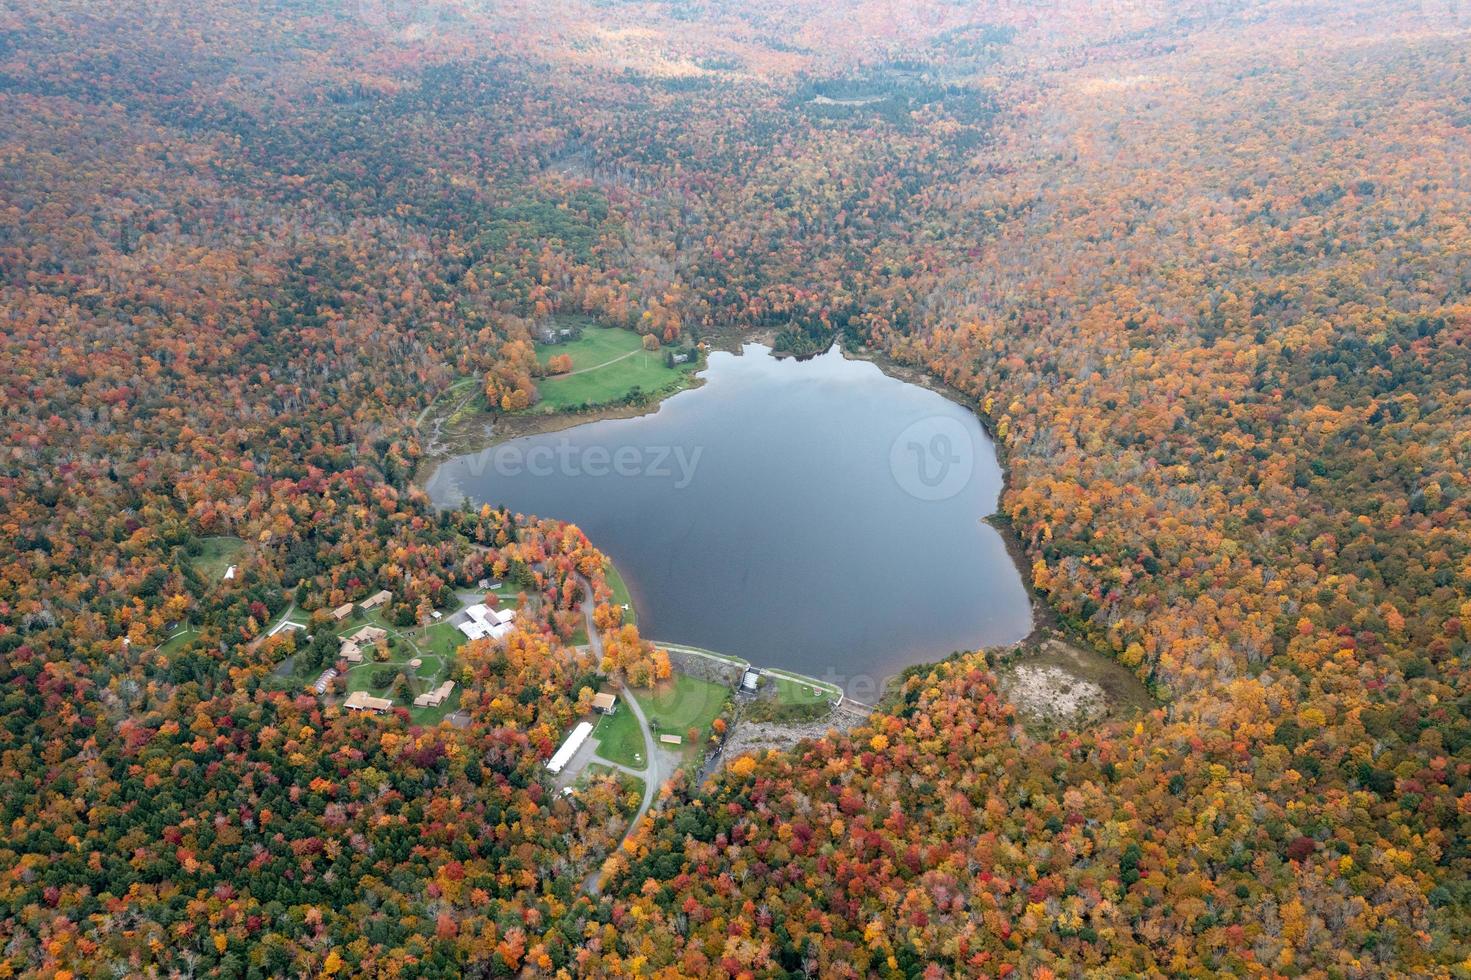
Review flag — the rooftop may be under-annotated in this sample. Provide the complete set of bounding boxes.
[344,690,393,713]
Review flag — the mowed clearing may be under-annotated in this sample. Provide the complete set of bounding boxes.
[191,536,245,582]
[604,560,637,625]
[637,674,728,746]
[531,326,698,412]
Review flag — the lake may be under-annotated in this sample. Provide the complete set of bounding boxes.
[426,344,1032,699]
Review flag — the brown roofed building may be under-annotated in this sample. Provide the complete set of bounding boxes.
[349,625,388,646]
[413,680,456,708]
[343,691,393,713]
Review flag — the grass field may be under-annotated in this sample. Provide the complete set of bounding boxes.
[410,685,462,725]
[604,560,637,625]
[343,653,461,724]
[539,321,641,371]
[414,619,469,662]
[337,614,466,724]
[531,326,699,412]
[157,627,198,654]
[742,671,841,724]
[592,707,647,770]
[192,536,245,582]
[769,673,840,705]
[637,674,728,743]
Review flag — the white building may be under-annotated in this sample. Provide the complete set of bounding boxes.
[455,603,516,642]
[314,668,338,695]
[547,721,593,774]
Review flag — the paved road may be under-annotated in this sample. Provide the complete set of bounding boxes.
[576,573,660,895]
[247,602,298,654]
[594,757,649,780]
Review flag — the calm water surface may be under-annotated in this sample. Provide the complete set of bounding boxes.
[427,345,1031,697]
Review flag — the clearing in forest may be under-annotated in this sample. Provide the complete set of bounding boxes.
[531,323,699,412]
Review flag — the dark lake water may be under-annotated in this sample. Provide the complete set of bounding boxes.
[426,344,1032,698]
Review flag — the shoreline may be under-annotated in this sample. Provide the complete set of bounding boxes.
[414,334,1140,716]
[834,340,1063,645]
[410,371,707,497]
[417,335,1052,645]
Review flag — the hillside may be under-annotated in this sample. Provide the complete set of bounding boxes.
[0,0,1468,975]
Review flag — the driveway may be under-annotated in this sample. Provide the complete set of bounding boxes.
[575,572,660,895]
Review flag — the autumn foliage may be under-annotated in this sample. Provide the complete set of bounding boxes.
[0,0,1468,975]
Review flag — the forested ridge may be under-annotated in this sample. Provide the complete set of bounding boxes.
[1,0,1469,975]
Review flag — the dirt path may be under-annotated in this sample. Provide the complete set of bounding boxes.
[414,378,477,430]
[415,381,480,457]
[562,348,640,377]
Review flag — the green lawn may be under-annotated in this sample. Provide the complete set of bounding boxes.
[344,658,430,696]
[770,673,840,706]
[538,321,640,371]
[604,560,637,625]
[414,619,469,661]
[409,684,462,726]
[592,708,647,770]
[343,656,461,724]
[636,674,728,743]
[530,326,699,412]
[334,608,462,657]
[339,615,463,724]
[191,536,245,582]
[157,627,198,654]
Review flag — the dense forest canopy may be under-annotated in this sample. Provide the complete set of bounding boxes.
[1,0,1469,975]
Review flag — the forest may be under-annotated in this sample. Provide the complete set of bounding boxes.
[1,0,1469,975]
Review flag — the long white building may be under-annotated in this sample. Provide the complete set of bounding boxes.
[546,721,593,774]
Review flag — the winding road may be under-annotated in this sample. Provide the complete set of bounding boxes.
[575,573,659,895]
